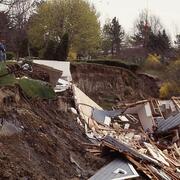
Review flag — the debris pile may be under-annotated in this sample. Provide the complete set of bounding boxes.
[72,84,180,179]
[0,60,179,179]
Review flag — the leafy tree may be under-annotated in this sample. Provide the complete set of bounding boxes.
[158,30,171,52]
[43,40,57,60]
[102,17,125,55]
[160,60,180,98]
[168,60,180,85]
[54,33,69,61]
[28,0,101,56]
[147,29,171,55]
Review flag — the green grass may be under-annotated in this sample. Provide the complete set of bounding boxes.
[74,59,139,72]
[0,62,55,99]
[0,62,17,86]
[18,78,56,99]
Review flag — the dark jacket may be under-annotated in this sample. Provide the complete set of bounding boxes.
[0,43,5,52]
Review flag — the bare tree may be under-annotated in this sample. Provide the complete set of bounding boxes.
[0,0,41,57]
[133,10,163,35]
[132,9,163,47]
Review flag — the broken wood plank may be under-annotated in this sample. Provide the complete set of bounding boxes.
[144,142,170,166]
[101,136,161,167]
[86,149,102,153]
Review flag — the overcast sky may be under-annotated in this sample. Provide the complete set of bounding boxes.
[90,0,180,39]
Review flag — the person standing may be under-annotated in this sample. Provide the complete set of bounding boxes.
[0,40,6,62]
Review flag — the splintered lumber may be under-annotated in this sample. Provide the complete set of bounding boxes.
[174,143,180,157]
[144,142,170,166]
[81,142,100,147]
[101,136,161,167]
[123,100,149,108]
[147,165,171,180]
[126,155,158,179]
[139,127,156,145]
[86,149,101,153]
[162,167,180,180]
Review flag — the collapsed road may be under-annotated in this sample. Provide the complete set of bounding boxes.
[0,60,179,180]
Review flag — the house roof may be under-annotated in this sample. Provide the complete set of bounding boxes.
[157,113,180,133]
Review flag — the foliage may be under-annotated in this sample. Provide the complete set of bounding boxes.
[102,17,125,55]
[147,30,171,55]
[68,48,77,60]
[54,33,69,61]
[159,60,180,98]
[6,51,16,60]
[76,59,139,72]
[160,82,180,99]
[0,63,55,99]
[0,62,17,86]
[28,0,101,55]
[42,40,57,60]
[167,60,180,85]
[147,53,161,62]
[101,39,111,55]
[18,78,56,99]
[144,53,161,70]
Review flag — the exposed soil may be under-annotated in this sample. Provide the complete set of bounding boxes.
[12,63,62,87]
[0,87,105,180]
[0,62,160,180]
[71,63,159,109]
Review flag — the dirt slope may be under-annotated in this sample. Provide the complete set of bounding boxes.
[71,63,159,109]
[0,62,160,179]
[0,88,105,180]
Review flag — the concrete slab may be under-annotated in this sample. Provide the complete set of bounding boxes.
[33,60,72,81]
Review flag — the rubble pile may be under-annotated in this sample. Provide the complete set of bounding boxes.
[72,84,180,179]
[0,60,179,179]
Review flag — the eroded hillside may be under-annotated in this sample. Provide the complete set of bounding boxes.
[71,63,159,109]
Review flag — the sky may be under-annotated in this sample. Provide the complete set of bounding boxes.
[89,0,180,39]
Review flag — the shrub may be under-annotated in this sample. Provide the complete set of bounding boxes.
[68,49,77,60]
[144,53,162,69]
[6,51,16,60]
[160,82,180,99]
[54,33,69,61]
[0,62,17,86]
[43,40,57,60]
[167,60,180,85]
[84,60,139,72]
